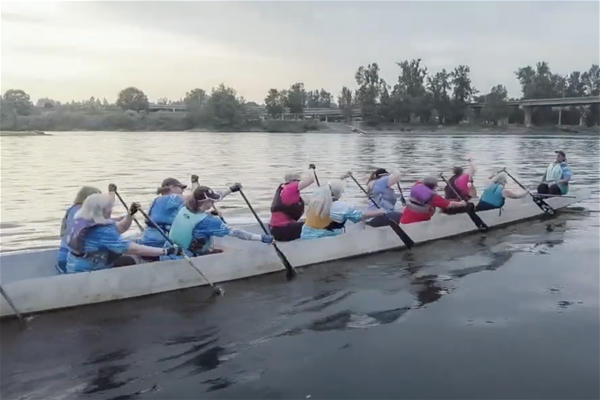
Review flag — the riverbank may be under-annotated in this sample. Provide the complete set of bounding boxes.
[351,123,600,135]
[0,130,50,137]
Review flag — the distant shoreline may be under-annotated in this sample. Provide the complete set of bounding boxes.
[1,123,598,136]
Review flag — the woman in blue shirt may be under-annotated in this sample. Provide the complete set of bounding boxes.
[161,185,273,260]
[476,172,528,211]
[65,194,178,273]
[56,186,102,273]
[365,168,403,227]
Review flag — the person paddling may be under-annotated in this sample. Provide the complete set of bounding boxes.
[401,176,466,224]
[65,194,179,273]
[161,185,273,260]
[365,168,404,226]
[56,186,102,273]
[538,150,572,195]
[445,159,477,202]
[137,178,188,250]
[268,165,317,242]
[301,178,384,240]
[475,172,529,211]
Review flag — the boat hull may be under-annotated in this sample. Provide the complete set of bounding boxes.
[0,190,590,317]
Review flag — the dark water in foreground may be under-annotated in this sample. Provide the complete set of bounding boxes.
[1,132,599,399]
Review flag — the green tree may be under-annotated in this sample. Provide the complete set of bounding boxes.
[338,86,354,123]
[201,84,246,129]
[450,65,476,123]
[355,62,387,123]
[480,85,510,125]
[3,89,33,116]
[427,70,452,123]
[285,83,306,114]
[392,59,429,122]
[264,88,285,118]
[184,88,207,109]
[116,87,149,112]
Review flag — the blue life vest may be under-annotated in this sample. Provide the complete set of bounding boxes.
[368,176,397,212]
[66,218,120,264]
[480,183,506,208]
[146,197,172,232]
[168,207,210,254]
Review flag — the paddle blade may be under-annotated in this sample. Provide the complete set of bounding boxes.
[388,220,415,249]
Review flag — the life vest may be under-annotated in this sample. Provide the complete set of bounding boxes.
[304,206,346,231]
[546,163,563,182]
[480,183,506,208]
[168,207,211,254]
[270,183,305,221]
[444,175,462,200]
[60,204,81,241]
[66,218,119,263]
[406,183,436,214]
[368,177,397,212]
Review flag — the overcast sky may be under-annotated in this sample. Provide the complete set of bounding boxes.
[2,1,598,104]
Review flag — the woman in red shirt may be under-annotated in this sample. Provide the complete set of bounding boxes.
[268,167,317,241]
[401,176,466,224]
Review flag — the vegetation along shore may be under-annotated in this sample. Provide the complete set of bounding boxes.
[1,60,598,133]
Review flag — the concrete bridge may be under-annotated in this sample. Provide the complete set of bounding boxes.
[148,96,600,126]
[147,104,359,121]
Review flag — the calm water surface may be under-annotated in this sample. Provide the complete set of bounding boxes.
[1,131,599,399]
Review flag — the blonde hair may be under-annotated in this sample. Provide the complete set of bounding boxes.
[305,179,346,219]
[73,186,101,205]
[491,172,508,186]
[74,193,114,224]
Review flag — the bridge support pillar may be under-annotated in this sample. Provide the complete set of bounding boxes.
[522,106,532,127]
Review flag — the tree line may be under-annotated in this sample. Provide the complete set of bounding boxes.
[1,60,598,132]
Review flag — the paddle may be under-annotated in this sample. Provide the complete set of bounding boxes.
[349,174,415,249]
[137,208,225,296]
[502,169,555,215]
[0,285,23,320]
[238,189,297,278]
[312,164,320,187]
[439,173,488,231]
[111,185,145,232]
[190,176,227,223]
[396,183,407,207]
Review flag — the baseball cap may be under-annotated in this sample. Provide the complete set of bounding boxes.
[555,150,566,159]
[193,186,221,201]
[374,168,389,177]
[161,177,187,189]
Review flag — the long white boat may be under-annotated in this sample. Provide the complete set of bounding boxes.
[0,190,590,318]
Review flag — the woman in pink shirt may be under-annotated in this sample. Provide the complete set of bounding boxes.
[443,159,477,215]
[268,167,317,241]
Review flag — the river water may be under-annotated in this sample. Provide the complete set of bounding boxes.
[1,131,599,399]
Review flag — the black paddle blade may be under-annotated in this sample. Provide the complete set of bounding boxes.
[533,196,555,215]
[465,203,489,231]
[275,246,296,277]
[388,219,415,249]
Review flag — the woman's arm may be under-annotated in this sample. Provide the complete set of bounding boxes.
[115,202,141,233]
[387,172,402,187]
[363,209,385,220]
[193,215,269,242]
[503,189,528,199]
[298,174,316,191]
[115,214,133,233]
[126,242,166,257]
[466,159,476,178]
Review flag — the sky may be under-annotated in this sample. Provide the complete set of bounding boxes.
[1,1,598,104]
